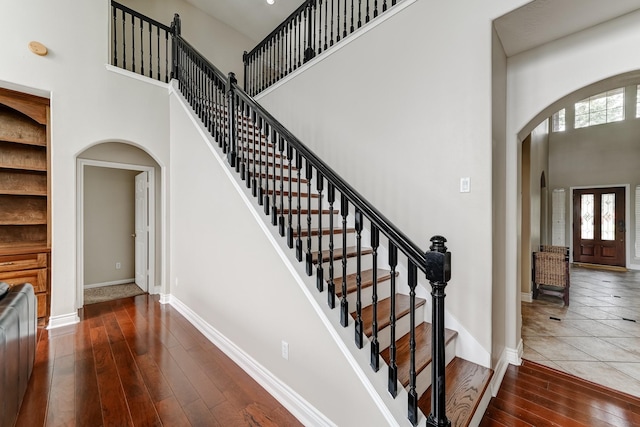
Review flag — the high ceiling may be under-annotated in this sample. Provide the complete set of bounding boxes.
[185,0,640,56]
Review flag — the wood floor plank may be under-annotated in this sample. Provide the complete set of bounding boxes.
[91,325,134,427]
[134,353,175,403]
[110,340,163,426]
[15,328,52,427]
[155,396,192,427]
[75,352,103,426]
[45,353,75,427]
[182,399,223,427]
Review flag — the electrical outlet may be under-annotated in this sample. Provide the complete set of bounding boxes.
[460,177,471,193]
[281,340,289,360]
[115,262,121,270]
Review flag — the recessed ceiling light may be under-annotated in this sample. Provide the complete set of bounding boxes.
[266,0,275,4]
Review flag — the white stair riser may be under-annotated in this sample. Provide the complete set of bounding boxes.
[412,336,457,397]
[371,304,426,352]
[340,276,393,310]
[316,254,375,278]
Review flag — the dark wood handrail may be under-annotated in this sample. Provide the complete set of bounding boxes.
[112,1,172,32]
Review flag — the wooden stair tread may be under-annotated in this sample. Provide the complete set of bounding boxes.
[281,208,338,215]
[334,268,397,297]
[419,357,493,427]
[352,294,426,337]
[293,227,355,238]
[380,322,457,387]
[253,173,307,183]
[312,246,372,263]
[266,189,319,198]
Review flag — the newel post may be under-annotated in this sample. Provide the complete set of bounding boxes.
[226,72,238,168]
[170,13,181,80]
[425,235,452,427]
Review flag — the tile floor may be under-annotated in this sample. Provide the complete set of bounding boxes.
[522,265,640,397]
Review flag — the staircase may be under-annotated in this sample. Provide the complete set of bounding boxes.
[111,2,494,425]
[219,100,493,426]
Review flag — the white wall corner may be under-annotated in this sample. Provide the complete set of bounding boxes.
[447,312,491,368]
[490,340,523,397]
[521,291,532,303]
[46,311,81,329]
[169,296,337,427]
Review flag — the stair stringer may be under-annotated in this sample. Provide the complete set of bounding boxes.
[170,84,414,426]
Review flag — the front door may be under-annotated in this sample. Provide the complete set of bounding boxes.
[135,171,148,290]
[573,187,625,267]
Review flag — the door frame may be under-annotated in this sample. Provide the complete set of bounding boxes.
[76,158,156,309]
[569,184,630,268]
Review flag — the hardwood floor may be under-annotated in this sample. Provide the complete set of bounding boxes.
[16,294,302,427]
[481,360,640,426]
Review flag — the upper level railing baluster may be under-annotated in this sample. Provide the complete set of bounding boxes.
[243,0,405,95]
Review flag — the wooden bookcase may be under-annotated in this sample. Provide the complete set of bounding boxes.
[0,88,51,319]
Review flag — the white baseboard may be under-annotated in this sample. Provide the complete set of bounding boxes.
[47,311,80,329]
[490,340,522,397]
[168,295,336,427]
[521,292,532,303]
[84,278,135,289]
[158,293,171,304]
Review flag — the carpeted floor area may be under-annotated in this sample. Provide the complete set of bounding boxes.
[84,283,146,305]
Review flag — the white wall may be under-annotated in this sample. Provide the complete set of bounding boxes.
[169,93,392,426]
[0,0,172,320]
[84,166,137,285]
[119,0,256,84]
[506,9,640,350]
[256,0,530,365]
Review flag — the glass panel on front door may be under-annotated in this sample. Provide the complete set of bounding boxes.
[601,193,615,241]
[581,194,594,239]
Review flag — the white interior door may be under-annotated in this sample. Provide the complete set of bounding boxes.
[135,172,149,290]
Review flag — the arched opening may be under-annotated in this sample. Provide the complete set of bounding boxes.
[76,142,162,308]
[518,74,640,396]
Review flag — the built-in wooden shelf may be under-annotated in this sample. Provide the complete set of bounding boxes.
[0,87,51,320]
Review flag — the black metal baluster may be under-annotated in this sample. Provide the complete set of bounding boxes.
[244,105,252,183]
[208,71,214,135]
[239,100,246,181]
[297,14,302,68]
[316,172,324,291]
[358,0,362,28]
[295,153,303,261]
[148,22,152,78]
[350,0,355,33]
[343,0,347,38]
[271,128,278,225]
[164,29,168,82]
[407,260,418,426]
[327,183,336,308]
[339,194,349,327]
[370,224,380,370]
[366,0,370,23]
[312,1,317,57]
[304,162,313,276]
[354,209,363,349]
[140,18,145,76]
[383,0,387,12]
[374,0,378,17]
[257,117,264,205]
[263,124,270,213]
[331,0,335,45]
[324,0,328,51]
[387,242,398,397]
[251,110,258,196]
[392,0,396,5]
[112,6,118,66]
[132,15,136,73]
[286,143,294,249]
[278,136,286,236]
[122,10,127,70]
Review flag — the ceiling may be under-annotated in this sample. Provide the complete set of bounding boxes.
[186,0,640,56]
[494,0,640,56]
[184,0,304,42]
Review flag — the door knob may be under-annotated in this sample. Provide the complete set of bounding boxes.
[131,233,136,238]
